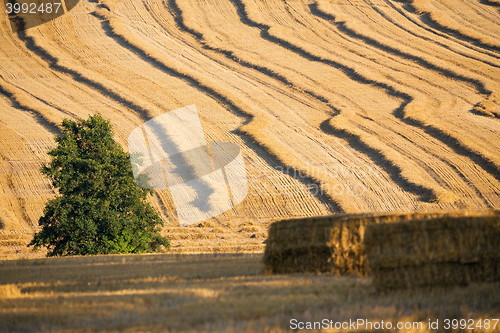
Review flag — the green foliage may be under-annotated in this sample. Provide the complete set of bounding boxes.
[29,114,170,256]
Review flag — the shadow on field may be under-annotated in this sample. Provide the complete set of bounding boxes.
[0,253,499,332]
[92,8,342,214]
[479,0,500,8]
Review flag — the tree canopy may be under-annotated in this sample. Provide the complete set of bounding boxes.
[29,114,169,256]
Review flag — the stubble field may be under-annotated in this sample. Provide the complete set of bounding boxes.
[1,0,499,256]
[0,253,499,332]
[0,0,499,331]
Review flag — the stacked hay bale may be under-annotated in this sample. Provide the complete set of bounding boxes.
[262,211,462,276]
[364,212,500,291]
[263,211,500,291]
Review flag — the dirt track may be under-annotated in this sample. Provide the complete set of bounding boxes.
[0,0,499,257]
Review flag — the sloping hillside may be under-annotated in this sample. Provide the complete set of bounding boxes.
[1,0,499,258]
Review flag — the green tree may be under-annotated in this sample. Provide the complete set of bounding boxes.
[29,114,170,256]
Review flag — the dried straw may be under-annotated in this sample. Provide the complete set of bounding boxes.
[364,212,500,291]
[262,211,487,275]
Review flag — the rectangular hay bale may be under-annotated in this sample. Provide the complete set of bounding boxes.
[364,212,500,291]
[262,211,477,276]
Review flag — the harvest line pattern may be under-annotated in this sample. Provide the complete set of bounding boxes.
[378,0,500,63]
[92,6,342,213]
[229,0,500,197]
[309,1,500,182]
[13,17,153,124]
[169,0,456,203]
[405,0,500,52]
[0,80,61,135]
[309,2,491,96]
[0,0,499,242]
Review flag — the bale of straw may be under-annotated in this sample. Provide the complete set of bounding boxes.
[364,212,500,291]
[262,211,475,275]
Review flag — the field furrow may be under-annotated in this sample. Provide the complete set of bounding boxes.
[162,0,474,211]
[408,0,500,51]
[8,0,341,224]
[375,0,500,65]
[175,0,451,203]
[300,1,500,165]
[92,2,401,213]
[189,0,500,206]
[0,97,56,231]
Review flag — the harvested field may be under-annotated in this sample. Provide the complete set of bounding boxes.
[0,0,499,261]
[0,253,499,332]
[1,0,499,329]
